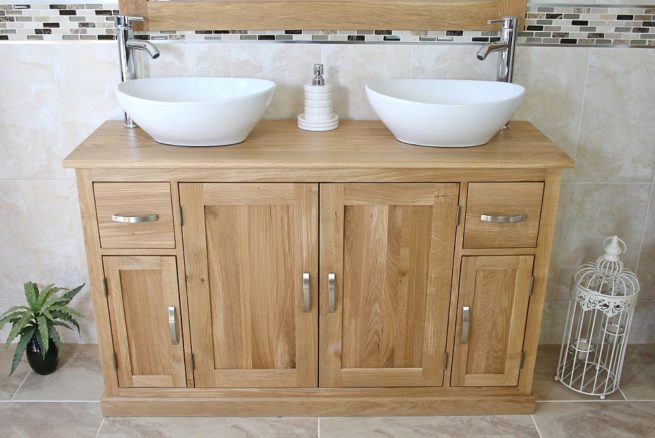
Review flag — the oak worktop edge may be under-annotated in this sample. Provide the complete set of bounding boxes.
[63,120,574,170]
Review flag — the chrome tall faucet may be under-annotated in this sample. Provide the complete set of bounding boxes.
[476,17,518,83]
[115,15,160,128]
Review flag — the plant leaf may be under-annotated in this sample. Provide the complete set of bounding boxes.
[50,311,80,334]
[50,306,85,320]
[36,285,61,309]
[24,282,39,311]
[0,309,28,331]
[36,316,49,358]
[46,321,62,352]
[52,320,74,332]
[46,284,84,308]
[10,326,35,376]
[0,305,30,319]
[4,312,34,348]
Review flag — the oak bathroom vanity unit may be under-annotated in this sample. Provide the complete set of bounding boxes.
[64,120,573,416]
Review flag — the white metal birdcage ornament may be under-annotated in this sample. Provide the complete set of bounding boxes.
[555,236,640,399]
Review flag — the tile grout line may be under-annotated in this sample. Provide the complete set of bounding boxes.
[11,368,31,400]
[317,417,321,438]
[531,414,543,438]
[94,416,106,438]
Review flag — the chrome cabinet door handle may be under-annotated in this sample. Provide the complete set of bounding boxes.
[303,273,310,312]
[111,213,159,224]
[460,306,471,344]
[328,273,336,313]
[168,306,178,345]
[480,214,527,223]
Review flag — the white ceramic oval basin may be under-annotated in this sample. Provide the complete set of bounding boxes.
[116,77,276,147]
[365,79,525,147]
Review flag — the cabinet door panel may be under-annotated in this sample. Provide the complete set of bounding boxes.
[320,183,459,387]
[180,183,318,388]
[451,255,533,387]
[103,256,186,388]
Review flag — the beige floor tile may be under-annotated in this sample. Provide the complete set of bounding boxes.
[619,344,655,401]
[0,402,103,438]
[13,344,103,401]
[0,345,31,400]
[319,416,538,438]
[98,416,317,438]
[533,401,655,438]
[533,345,624,401]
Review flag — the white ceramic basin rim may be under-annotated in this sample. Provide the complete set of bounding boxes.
[116,77,276,147]
[365,79,526,147]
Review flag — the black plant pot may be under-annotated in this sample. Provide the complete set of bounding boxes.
[25,335,59,375]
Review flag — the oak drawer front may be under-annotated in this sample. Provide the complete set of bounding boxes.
[94,182,175,249]
[464,182,544,249]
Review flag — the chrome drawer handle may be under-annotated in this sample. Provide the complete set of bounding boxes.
[168,306,178,345]
[480,214,527,223]
[328,273,336,313]
[111,213,159,224]
[303,273,311,312]
[460,306,470,344]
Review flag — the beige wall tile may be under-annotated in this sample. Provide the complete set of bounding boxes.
[410,45,497,80]
[0,180,91,343]
[232,43,321,119]
[547,182,650,301]
[513,47,588,163]
[0,45,61,180]
[629,300,655,344]
[539,300,570,344]
[573,49,655,183]
[52,43,123,180]
[637,179,655,301]
[321,45,412,119]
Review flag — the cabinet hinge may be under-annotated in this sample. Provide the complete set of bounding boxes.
[191,353,195,370]
[442,351,449,370]
[112,352,118,370]
[520,351,525,369]
[102,278,108,298]
[179,206,184,227]
[528,276,535,296]
[455,205,462,226]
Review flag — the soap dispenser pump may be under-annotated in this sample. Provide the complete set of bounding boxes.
[297,64,339,131]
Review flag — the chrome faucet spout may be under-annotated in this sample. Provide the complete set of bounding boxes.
[126,40,160,59]
[476,16,518,83]
[476,41,508,61]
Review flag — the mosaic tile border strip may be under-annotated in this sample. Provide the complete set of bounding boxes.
[0,3,653,47]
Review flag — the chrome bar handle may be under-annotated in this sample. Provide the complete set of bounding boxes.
[303,273,311,312]
[480,214,527,223]
[328,273,336,313]
[460,306,471,344]
[168,306,178,345]
[111,213,159,224]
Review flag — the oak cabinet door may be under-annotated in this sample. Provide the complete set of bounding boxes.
[103,256,186,388]
[180,183,318,388]
[451,255,534,387]
[320,183,459,387]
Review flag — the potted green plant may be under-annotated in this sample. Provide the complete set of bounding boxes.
[0,282,85,375]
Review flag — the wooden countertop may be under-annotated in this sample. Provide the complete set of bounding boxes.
[63,120,574,170]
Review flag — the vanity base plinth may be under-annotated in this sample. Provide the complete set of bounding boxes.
[102,393,536,417]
